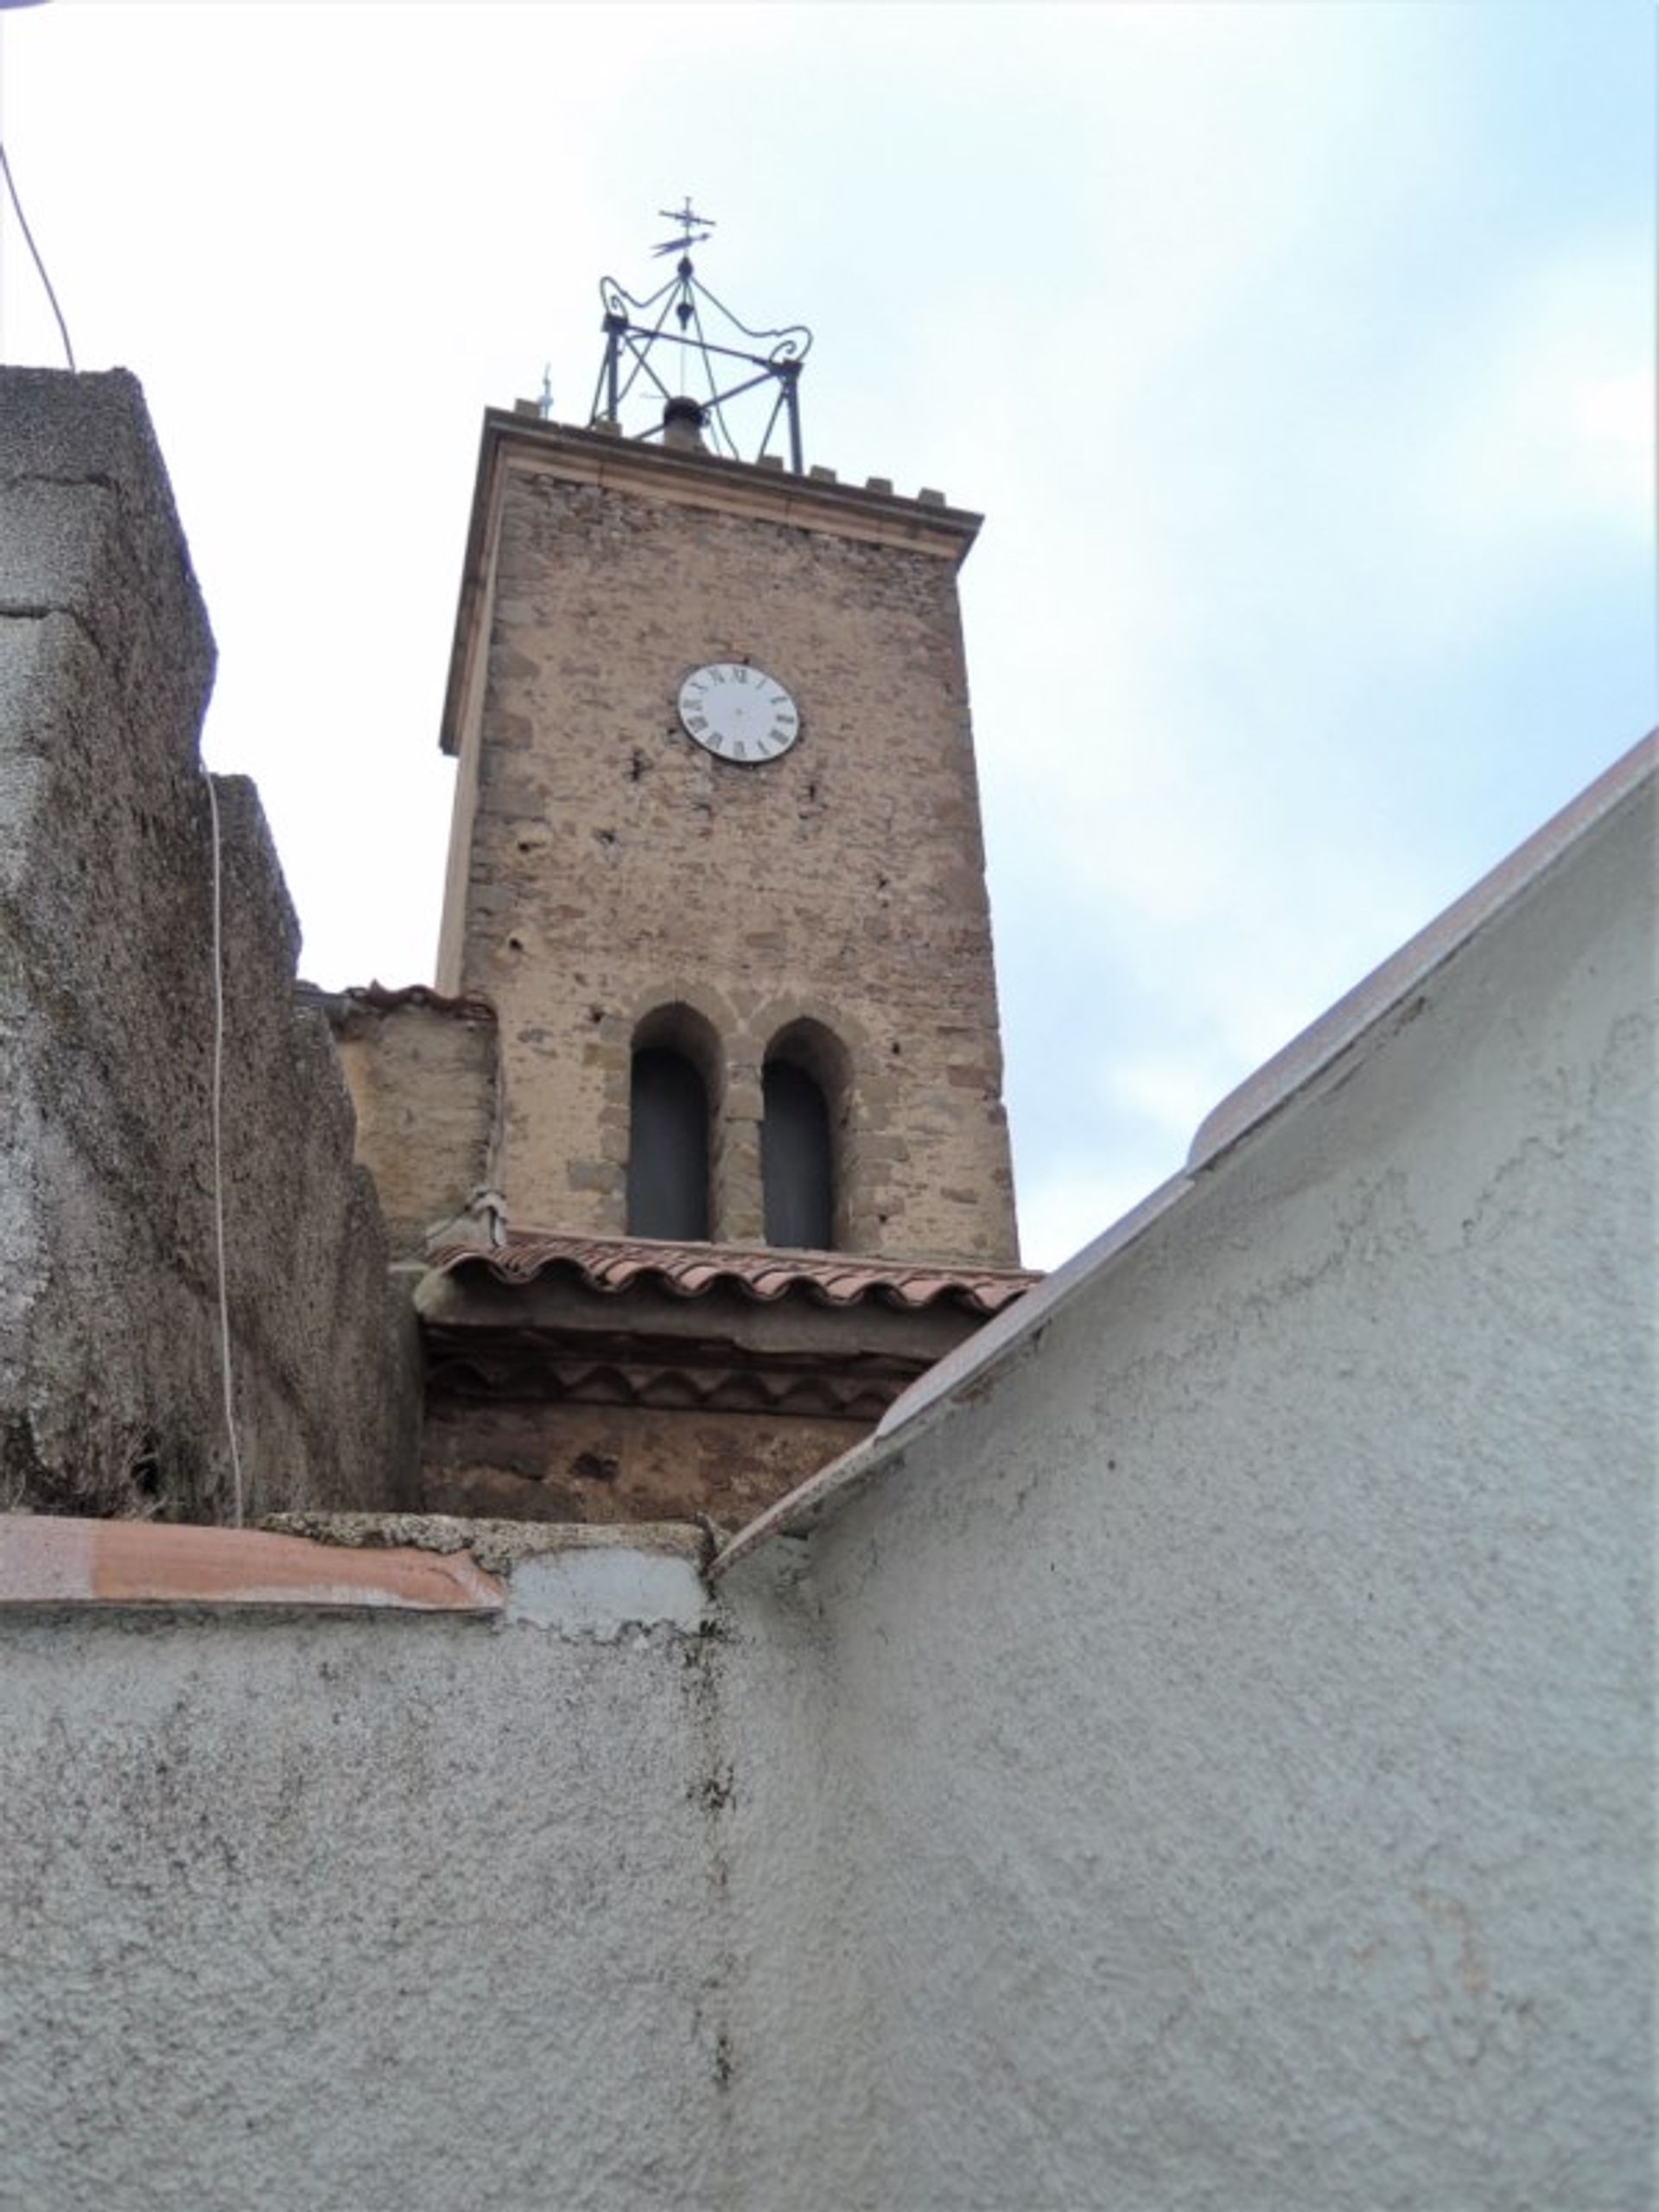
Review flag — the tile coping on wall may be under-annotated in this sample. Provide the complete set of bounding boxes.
[0,1514,707,1613]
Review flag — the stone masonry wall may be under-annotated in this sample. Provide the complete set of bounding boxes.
[315,988,499,1259]
[0,369,417,1521]
[439,435,1020,1266]
[420,1395,863,1529]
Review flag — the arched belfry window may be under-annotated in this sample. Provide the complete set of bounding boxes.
[762,1022,847,1251]
[626,1007,718,1242]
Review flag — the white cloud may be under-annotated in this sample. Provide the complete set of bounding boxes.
[1096,1051,1231,1150]
[1413,249,1654,558]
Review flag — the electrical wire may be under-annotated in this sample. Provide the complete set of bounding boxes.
[205,773,246,1527]
[0,136,75,370]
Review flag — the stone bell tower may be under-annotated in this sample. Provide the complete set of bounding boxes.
[357,213,1035,1528]
[434,435,1018,1264]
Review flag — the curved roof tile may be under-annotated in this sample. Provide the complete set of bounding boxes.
[428,1228,1039,1316]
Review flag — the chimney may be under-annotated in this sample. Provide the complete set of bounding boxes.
[662,396,707,453]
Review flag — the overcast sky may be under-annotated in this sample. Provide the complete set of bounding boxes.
[1,1,1650,1268]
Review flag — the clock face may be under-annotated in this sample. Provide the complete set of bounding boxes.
[677,662,800,765]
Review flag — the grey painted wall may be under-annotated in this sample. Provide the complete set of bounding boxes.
[760,757,1655,2209]
[0,1569,718,2209]
[0,370,416,1518]
[0,1537,857,2212]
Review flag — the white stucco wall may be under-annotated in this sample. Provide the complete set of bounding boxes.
[0,1522,872,2212]
[0,1541,750,2211]
[728,751,1654,2209]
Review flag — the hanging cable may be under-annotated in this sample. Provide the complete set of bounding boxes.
[204,774,246,1527]
[0,137,75,370]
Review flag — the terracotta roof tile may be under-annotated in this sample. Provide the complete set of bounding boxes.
[0,1516,505,1614]
[428,1228,1039,1317]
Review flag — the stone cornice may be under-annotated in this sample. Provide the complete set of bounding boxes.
[493,411,979,548]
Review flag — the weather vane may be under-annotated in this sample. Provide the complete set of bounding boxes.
[652,197,715,258]
[588,205,813,473]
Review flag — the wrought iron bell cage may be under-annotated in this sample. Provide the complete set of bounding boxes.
[588,203,813,474]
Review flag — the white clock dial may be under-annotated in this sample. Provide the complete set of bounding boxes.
[677,663,800,765]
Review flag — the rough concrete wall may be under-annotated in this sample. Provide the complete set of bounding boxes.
[0,1532,858,2212]
[443,450,1018,1265]
[0,369,417,1519]
[762,764,1656,2209]
[316,991,499,1257]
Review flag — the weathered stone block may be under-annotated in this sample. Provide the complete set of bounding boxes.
[0,369,418,1521]
[316,984,499,1258]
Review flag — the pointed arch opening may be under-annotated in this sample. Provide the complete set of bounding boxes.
[762,1019,850,1251]
[626,1004,720,1242]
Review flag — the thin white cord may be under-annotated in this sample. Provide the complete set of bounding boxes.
[0,10,77,372]
[205,774,246,1526]
[0,138,76,372]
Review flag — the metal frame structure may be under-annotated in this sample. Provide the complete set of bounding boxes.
[588,202,813,473]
